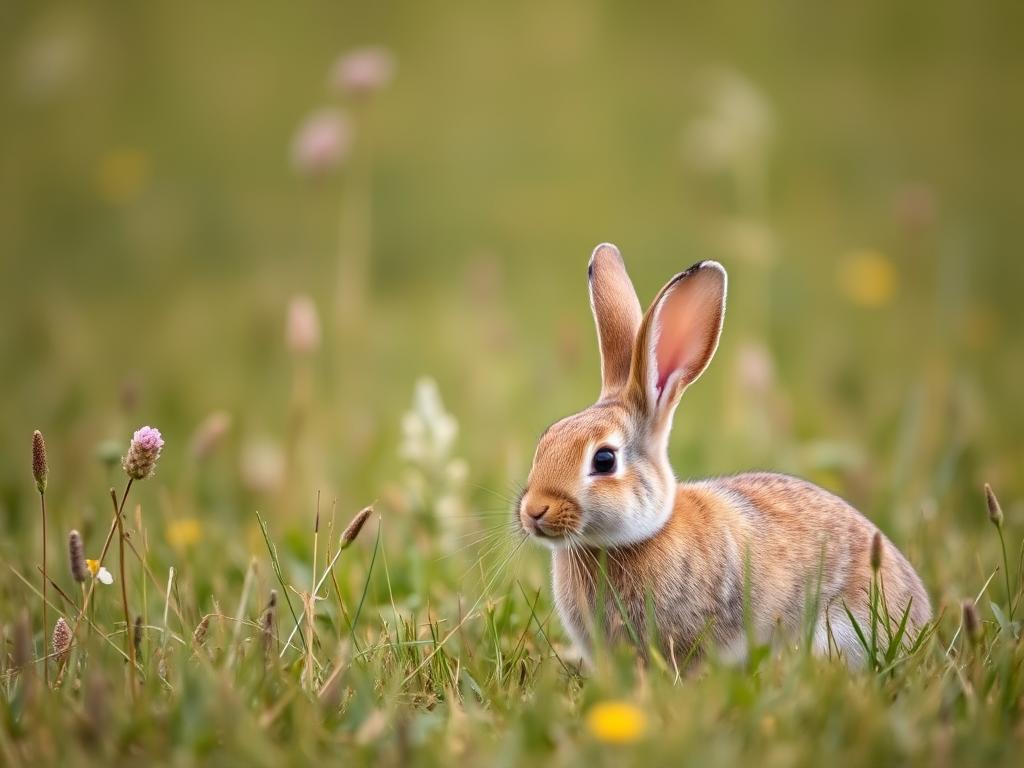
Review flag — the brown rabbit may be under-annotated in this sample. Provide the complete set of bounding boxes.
[518,244,930,666]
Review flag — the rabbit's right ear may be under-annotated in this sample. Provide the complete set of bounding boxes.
[589,243,642,399]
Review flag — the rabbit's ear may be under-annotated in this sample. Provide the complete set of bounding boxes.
[589,243,642,398]
[628,261,726,426]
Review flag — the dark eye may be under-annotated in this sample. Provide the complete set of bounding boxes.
[591,448,617,475]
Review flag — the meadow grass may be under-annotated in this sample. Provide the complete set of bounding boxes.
[1,406,1021,767]
[2,5,1023,765]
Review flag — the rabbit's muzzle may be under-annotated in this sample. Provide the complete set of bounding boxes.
[519,490,582,541]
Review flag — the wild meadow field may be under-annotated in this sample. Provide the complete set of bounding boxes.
[2,2,1023,765]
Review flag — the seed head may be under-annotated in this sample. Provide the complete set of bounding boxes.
[262,590,277,657]
[962,599,982,645]
[341,506,373,549]
[985,484,1004,528]
[122,426,164,480]
[52,617,72,662]
[32,430,48,494]
[192,615,210,647]
[869,531,883,573]
[157,652,168,681]
[133,615,144,661]
[69,530,87,583]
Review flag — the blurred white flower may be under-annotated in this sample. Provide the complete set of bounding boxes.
[331,46,396,96]
[17,16,88,101]
[712,217,778,266]
[286,295,321,354]
[683,69,775,175]
[240,438,285,493]
[399,377,467,549]
[400,378,458,467]
[290,109,351,177]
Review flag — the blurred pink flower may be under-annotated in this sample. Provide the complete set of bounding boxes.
[290,109,351,176]
[331,46,395,96]
[735,341,775,397]
[190,410,232,461]
[286,295,321,354]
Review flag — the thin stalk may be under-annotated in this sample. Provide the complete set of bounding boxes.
[279,537,351,658]
[60,479,132,676]
[39,490,48,687]
[111,488,136,697]
[227,559,256,669]
[162,567,175,654]
[995,528,1011,626]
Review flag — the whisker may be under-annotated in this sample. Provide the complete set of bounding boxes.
[473,484,518,506]
[436,526,518,562]
[458,527,522,583]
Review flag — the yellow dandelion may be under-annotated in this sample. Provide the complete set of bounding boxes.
[167,518,203,550]
[585,700,648,745]
[95,147,149,206]
[837,249,897,307]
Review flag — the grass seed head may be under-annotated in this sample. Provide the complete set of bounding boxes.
[192,615,210,647]
[341,506,373,549]
[52,616,72,662]
[32,430,48,494]
[962,599,982,645]
[985,484,1004,528]
[133,615,144,660]
[69,529,87,583]
[870,531,883,573]
[262,590,277,656]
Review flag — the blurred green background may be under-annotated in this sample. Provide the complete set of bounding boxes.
[1,0,1022,592]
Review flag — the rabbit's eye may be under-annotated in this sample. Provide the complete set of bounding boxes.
[591,448,617,475]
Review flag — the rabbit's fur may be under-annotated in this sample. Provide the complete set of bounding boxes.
[518,244,930,666]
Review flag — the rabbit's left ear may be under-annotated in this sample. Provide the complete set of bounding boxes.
[589,243,643,399]
[628,261,727,425]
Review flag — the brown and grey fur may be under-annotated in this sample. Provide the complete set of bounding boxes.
[518,244,930,667]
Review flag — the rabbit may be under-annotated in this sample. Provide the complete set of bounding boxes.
[517,243,931,667]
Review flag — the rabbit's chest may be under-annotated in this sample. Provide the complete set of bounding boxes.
[551,547,740,659]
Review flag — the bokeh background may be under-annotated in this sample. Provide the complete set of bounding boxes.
[1,1,1022,604]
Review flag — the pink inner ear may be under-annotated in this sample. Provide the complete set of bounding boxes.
[653,275,723,404]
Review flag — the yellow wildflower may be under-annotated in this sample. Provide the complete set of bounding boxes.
[95,147,149,206]
[585,700,648,744]
[837,249,897,307]
[167,518,203,550]
[85,559,114,585]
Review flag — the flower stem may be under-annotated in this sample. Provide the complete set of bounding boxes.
[111,487,136,698]
[61,479,133,677]
[995,528,1011,626]
[39,490,48,687]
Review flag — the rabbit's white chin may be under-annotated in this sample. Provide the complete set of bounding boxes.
[572,494,676,548]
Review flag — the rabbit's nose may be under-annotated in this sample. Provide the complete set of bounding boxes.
[526,504,549,520]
